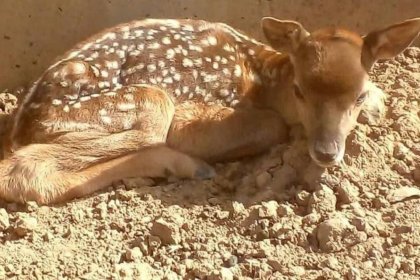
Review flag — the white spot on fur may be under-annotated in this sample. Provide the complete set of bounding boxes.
[148,42,160,49]
[234,65,242,77]
[207,36,218,46]
[52,99,62,106]
[99,108,107,116]
[63,105,70,112]
[173,73,181,81]
[212,62,219,70]
[182,58,194,67]
[147,64,157,72]
[73,102,81,108]
[101,116,112,125]
[117,103,136,111]
[80,96,91,102]
[166,49,176,59]
[162,37,171,45]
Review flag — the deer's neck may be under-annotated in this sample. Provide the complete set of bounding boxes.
[240,43,299,126]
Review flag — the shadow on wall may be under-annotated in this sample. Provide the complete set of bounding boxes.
[0,0,419,90]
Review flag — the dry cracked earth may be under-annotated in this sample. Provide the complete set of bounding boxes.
[0,48,419,280]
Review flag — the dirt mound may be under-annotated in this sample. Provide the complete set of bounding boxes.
[0,48,419,280]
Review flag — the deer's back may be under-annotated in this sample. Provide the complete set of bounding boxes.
[9,19,268,150]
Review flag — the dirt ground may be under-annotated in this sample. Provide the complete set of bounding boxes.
[0,47,419,280]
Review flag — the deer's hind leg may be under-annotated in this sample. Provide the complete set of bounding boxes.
[0,86,214,204]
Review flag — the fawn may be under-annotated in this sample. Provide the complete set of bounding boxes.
[0,17,419,204]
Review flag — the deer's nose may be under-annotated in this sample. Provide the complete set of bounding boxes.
[313,141,338,163]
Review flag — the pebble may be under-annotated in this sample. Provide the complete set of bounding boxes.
[347,267,361,280]
[336,180,360,204]
[295,190,311,206]
[0,208,10,231]
[307,185,337,214]
[14,214,37,237]
[150,219,181,245]
[258,201,278,219]
[317,215,352,252]
[125,247,143,262]
[393,143,409,160]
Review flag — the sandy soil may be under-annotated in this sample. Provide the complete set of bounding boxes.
[0,47,419,280]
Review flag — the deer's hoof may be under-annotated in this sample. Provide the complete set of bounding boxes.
[193,164,216,180]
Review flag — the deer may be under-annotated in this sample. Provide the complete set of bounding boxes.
[0,17,419,205]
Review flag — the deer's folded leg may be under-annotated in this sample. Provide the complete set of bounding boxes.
[167,102,289,163]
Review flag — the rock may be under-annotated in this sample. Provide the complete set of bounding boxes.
[393,143,409,160]
[231,201,246,216]
[307,185,337,214]
[346,267,361,280]
[336,180,360,204]
[258,201,278,219]
[317,215,353,252]
[209,268,234,280]
[14,215,37,237]
[323,256,340,270]
[0,209,9,231]
[386,187,420,203]
[150,219,181,245]
[277,204,294,217]
[289,265,305,276]
[392,162,410,175]
[255,172,272,188]
[122,177,155,189]
[115,262,155,279]
[413,166,420,183]
[400,259,415,274]
[125,247,143,262]
[295,190,311,206]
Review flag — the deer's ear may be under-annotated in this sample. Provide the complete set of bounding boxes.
[362,17,420,70]
[261,17,310,53]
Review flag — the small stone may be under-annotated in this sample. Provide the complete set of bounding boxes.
[150,219,181,245]
[295,190,311,206]
[323,256,340,270]
[307,184,337,214]
[226,255,238,268]
[231,201,246,216]
[392,161,410,175]
[220,268,233,280]
[255,171,272,188]
[14,214,37,237]
[277,204,294,217]
[400,259,415,274]
[289,265,305,276]
[347,267,361,280]
[393,143,409,160]
[125,247,143,262]
[43,232,54,242]
[336,180,359,204]
[0,209,10,231]
[413,166,420,183]
[25,201,39,212]
[95,202,108,219]
[258,201,278,219]
[317,215,352,252]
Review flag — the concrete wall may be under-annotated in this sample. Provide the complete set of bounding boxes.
[0,0,419,90]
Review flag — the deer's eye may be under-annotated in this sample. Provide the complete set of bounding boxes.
[294,84,304,100]
[356,91,368,106]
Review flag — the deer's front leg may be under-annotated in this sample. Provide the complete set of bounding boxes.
[167,103,289,163]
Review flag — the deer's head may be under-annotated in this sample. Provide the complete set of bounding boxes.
[262,17,420,167]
